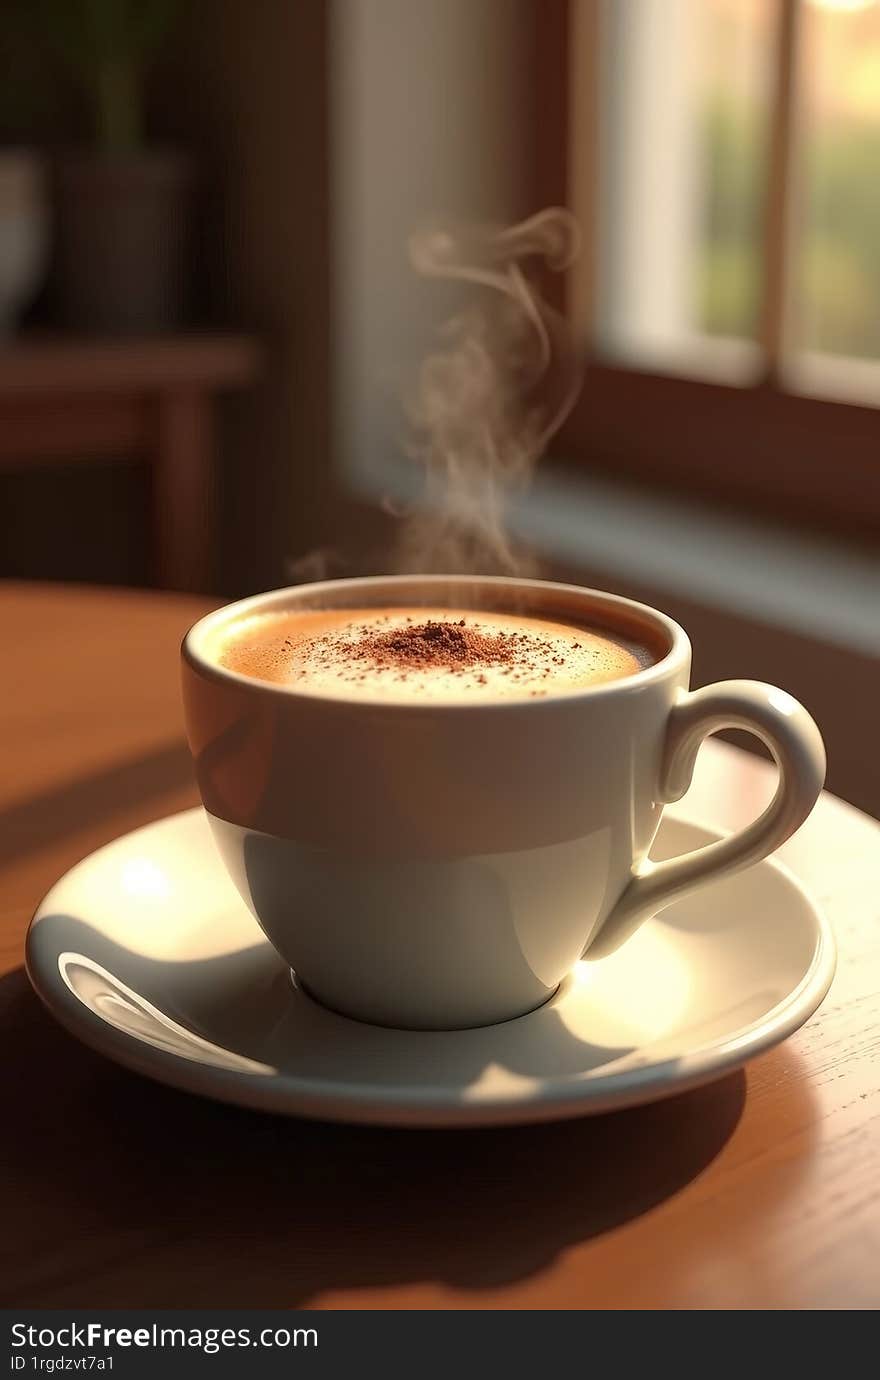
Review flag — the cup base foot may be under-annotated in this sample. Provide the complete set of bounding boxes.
[289,968,560,1032]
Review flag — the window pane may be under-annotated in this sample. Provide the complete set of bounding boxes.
[595,0,773,378]
[788,0,880,390]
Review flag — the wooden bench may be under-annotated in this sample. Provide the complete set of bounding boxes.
[0,334,261,592]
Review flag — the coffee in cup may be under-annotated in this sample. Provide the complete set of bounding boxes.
[213,605,659,701]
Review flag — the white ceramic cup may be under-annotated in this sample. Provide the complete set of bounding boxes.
[182,575,826,1030]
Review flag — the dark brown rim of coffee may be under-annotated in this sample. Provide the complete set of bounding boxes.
[183,575,688,710]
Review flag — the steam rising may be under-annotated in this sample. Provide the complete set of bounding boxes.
[396,208,582,574]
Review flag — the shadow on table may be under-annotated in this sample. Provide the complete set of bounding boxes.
[0,960,766,1308]
[0,740,193,868]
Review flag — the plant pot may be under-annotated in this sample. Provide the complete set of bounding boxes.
[54,149,194,335]
[0,150,49,338]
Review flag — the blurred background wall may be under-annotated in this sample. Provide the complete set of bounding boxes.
[333,0,538,506]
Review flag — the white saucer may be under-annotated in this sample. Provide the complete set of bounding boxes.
[26,807,835,1127]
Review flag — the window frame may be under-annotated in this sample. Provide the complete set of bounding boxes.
[546,0,880,537]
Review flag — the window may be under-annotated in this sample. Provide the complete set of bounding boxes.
[552,0,880,533]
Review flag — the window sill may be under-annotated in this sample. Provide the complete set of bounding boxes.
[506,469,880,658]
[346,460,880,658]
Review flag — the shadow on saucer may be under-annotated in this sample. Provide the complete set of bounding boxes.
[33,913,636,1091]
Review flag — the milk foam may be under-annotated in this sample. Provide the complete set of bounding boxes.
[216,607,655,702]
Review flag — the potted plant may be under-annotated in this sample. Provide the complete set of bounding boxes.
[0,149,50,336]
[36,0,192,334]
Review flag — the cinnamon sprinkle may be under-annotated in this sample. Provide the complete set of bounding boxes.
[308,618,556,679]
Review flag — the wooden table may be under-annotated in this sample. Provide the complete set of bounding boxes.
[1,581,878,1310]
[0,336,261,593]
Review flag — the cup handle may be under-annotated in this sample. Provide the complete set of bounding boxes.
[587,681,826,960]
